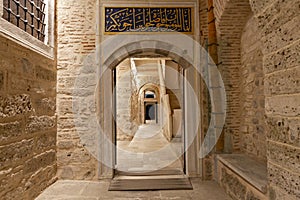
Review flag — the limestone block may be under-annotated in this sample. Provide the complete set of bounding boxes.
[75,75,97,89]
[0,168,24,197]
[268,142,300,174]
[24,151,56,173]
[0,139,34,168]
[30,80,56,96]
[2,187,25,200]
[58,164,96,180]
[266,7,298,35]
[58,76,77,89]
[0,94,33,118]
[9,73,34,92]
[25,165,56,200]
[71,96,97,115]
[268,162,300,197]
[256,0,299,35]
[0,121,23,145]
[269,184,299,200]
[240,125,248,133]
[35,132,56,152]
[39,97,56,113]
[35,98,56,114]
[57,140,74,150]
[72,88,94,97]
[70,148,92,163]
[57,100,73,115]
[266,95,300,117]
[35,65,56,81]
[266,117,300,146]
[25,116,56,134]
[221,168,247,200]
[125,42,143,56]
[15,58,35,76]
[58,129,80,140]
[57,117,76,130]
[249,0,274,15]
[264,42,300,74]
[261,16,300,54]
[265,67,300,96]
[57,166,74,180]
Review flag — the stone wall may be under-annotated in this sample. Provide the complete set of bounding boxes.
[240,15,267,160]
[55,2,299,197]
[56,0,98,180]
[249,0,300,199]
[56,0,203,179]
[0,36,56,199]
[213,0,300,199]
[199,0,208,43]
[116,59,136,140]
[214,0,252,151]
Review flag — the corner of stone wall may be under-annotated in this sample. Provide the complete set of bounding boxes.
[0,35,57,199]
[249,0,300,199]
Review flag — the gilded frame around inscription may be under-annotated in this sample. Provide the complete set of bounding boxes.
[103,6,194,35]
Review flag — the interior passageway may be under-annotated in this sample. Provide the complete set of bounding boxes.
[115,57,185,175]
[117,124,183,173]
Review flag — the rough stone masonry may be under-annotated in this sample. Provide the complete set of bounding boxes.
[0,35,57,199]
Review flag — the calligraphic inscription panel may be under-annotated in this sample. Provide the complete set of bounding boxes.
[104,7,193,34]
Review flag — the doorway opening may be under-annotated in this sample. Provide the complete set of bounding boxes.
[114,57,185,176]
[145,103,157,123]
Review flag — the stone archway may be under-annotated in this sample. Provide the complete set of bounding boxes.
[71,32,226,179]
[214,0,253,152]
[138,83,160,124]
[97,37,203,178]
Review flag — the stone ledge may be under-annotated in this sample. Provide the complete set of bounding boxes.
[217,154,268,194]
[0,18,54,59]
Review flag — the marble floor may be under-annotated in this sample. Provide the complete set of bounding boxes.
[116,124,184,173]
[35,179,233,200]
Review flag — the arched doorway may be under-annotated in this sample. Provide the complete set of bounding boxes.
[113,57,186,175]
[138,84,160,124]
[95,35,213,179]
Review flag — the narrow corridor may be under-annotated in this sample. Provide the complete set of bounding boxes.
[117,124,183,173]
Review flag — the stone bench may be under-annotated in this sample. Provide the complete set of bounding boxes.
[216,154,268,200]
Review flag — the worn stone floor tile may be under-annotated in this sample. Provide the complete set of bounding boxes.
[80,182,110,196]
[37,181,87,196]
[36,196,97,200]
[159,190,192,199]
[36,180,232,200]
